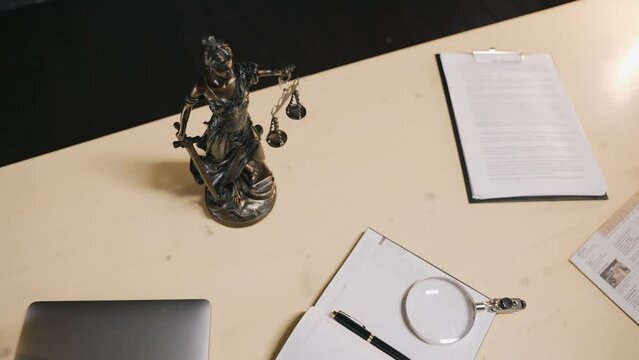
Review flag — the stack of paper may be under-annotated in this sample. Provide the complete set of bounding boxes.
[438,52,607,201]
[275,229,495,360]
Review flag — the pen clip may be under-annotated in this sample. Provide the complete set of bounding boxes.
[336,310,367,329]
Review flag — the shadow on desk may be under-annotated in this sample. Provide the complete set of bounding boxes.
[141,160,216,219]
[141,160,201,198]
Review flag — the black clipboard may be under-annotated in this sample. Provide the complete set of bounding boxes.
[435,52,608,203]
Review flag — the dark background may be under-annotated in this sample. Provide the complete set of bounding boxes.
[0,0,572,166]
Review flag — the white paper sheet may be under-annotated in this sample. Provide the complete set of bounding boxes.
[439,52,607,200]
[276,229,495,360]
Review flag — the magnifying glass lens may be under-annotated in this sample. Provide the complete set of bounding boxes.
[404,277,475,345]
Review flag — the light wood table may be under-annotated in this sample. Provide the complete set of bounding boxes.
[2,0,638,358]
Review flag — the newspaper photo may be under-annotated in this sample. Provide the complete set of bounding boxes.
[570,190,639,324]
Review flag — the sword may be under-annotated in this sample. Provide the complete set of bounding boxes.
[173,122,220,202]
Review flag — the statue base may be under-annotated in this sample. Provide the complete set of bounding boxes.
[203,177,277,228]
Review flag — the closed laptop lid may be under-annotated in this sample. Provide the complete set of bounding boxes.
[15,299,211,360]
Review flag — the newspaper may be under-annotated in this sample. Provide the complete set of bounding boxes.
[570,191,639,324]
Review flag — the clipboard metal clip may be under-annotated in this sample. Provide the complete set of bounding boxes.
[472,48,523,63]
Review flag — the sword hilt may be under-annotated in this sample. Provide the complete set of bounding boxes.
[173,136,201,148]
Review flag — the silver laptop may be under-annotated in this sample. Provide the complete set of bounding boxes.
[15,299,211,360]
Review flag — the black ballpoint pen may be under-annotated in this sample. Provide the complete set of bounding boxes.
[330,310,411,360]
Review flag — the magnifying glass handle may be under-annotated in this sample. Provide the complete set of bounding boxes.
[475,297,526,314]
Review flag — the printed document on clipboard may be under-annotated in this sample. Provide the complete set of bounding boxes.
[275,229,495,360]
[437,49,607,202]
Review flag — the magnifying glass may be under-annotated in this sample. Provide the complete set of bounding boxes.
[404,277,526,345]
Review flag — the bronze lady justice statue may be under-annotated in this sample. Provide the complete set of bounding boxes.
[173,36,296,227]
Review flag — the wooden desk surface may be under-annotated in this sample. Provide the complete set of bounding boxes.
[1,0,638,358]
